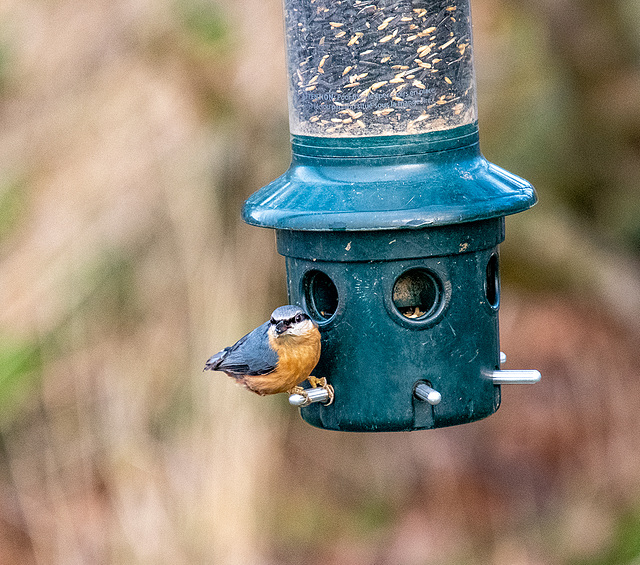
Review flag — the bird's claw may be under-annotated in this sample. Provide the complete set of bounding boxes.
[308,376,327,388]
[288,382,334,407]
[323,383,335,406]
[288,386,312,407]
[308,375,334,406]
[308,376,335,406]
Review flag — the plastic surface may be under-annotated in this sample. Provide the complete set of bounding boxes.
[242,124,536,432]
[243,124,536,231]
[280,219,503,431]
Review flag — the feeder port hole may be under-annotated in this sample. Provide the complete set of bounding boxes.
[485,253,500,309]
[393,268,442,320]
[303,270,339,322]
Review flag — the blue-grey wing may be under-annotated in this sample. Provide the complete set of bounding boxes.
[204,321,277,376]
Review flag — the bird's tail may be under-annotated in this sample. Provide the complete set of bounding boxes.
[203,348,228,371]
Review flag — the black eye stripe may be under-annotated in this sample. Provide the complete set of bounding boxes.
[271,312,308,325]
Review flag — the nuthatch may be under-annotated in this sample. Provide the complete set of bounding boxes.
[204,305,333,404]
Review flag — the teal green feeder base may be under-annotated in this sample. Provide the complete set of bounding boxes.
[243,124,537,432]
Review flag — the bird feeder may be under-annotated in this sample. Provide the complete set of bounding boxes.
[243,0,539,431]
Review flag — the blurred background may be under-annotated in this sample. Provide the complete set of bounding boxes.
[0,0,639,563]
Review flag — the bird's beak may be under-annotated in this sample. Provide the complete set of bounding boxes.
[275,321,287,335]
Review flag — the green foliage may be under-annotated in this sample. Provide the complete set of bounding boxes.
[272,492,394,554]
[0,177,26,243]
[0,338,42,427]
[273,494,338,550]
[177,0,229,47]
[350,496,395,537]
[0,40,10,94]
[569,509,640,565]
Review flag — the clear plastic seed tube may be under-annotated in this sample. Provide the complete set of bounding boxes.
[284,0,477,137]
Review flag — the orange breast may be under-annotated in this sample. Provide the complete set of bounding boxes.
[243,326,321,395]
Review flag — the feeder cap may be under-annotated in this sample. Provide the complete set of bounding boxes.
[243,124,537,231]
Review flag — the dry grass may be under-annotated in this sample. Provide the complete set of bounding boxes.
[0,1,288,562]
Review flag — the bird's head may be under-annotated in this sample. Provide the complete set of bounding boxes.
[269,305,317,339]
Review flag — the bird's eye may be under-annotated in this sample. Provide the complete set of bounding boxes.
[294,313,302,323]
[270,318,276,325]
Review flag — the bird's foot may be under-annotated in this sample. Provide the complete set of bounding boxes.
[322,383,335,406]
[287,386,311,407]
[308,376,335,406]
[307,376,327,388]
